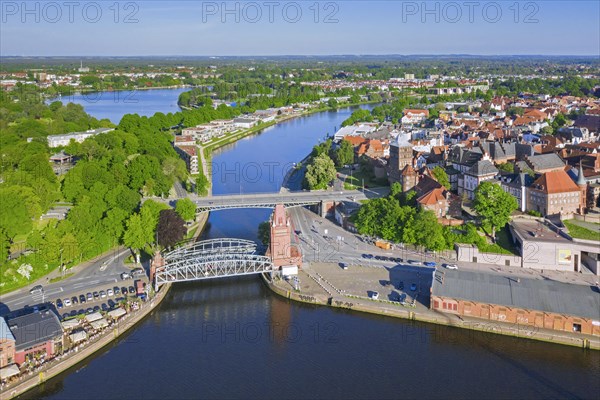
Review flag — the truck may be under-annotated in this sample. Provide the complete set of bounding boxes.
[375,240,391,250]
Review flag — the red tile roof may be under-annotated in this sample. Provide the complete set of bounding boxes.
[531,170,579,194]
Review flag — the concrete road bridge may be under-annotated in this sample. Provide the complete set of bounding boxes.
[192,188,387,213]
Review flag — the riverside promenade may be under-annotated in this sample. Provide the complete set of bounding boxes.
[1,283,172,399]
[263,262,600,350]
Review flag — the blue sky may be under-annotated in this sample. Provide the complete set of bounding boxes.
[1,1,599,56]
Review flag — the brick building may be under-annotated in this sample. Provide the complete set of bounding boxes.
[0,317,15,368]
[527,169,583,216]
[7,310,63,366]
[431,269,600,337]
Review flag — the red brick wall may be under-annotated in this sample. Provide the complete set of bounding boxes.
[431,295,600,337]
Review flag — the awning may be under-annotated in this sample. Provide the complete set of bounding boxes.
[89,318,109,330]
[61,319,80,330]
[85,312,103,323]
[107,308,126,319]
[0,364,20,380]
[69,330,87,344]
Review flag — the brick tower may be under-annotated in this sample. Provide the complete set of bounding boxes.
[268,204,302,268]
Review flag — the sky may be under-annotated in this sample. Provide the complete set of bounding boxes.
[1,1,599,56]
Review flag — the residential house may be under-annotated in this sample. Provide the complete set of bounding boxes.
[524,153,565,174]
[401,109,429,125]
[174,145,199,175]
[498,173,534,212]
[462,159,499,200]
[417,187,461,219]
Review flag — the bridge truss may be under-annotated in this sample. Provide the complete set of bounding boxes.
[156,238,274,288]
[155,253,274,287]
[194,199,320,212]
[163,238,257,262]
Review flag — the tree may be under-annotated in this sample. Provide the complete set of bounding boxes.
[497,162,515,173]
[123,213,146,263]
[473,181,518,239]
[156,209,186,249]
[258,221,270,245]
[0,229,9,263]
[0,189,32,240]
[195,173,210,196]
[332,139,354,168]
[431,166,450,188]
[304,153,337,190]
[175,198,197,222]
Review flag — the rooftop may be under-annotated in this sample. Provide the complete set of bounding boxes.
[7,310,63,351]
[433,269,600,320]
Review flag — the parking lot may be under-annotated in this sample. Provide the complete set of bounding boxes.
[310,261,435,309]
[28,275,148,320]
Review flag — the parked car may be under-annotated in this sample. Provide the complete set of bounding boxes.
[100,290,106,298]
[79,294,86,304]
[423,261,437,267]
[93,291,99,299]
[107,288,114,297]
[87,293,93,301]
[71,296,78,305]
[114,287,121,295]
[122,286,128,295]
[410,283,417,291]
[56,299,63,309]
[339,262,348,270]
[371,291,379,300]
[29,285,43,295]
[128,286,135,294]
[63,298,72,307]
[445,264,458,270]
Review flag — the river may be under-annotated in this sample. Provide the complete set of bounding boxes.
[25,90,600,399]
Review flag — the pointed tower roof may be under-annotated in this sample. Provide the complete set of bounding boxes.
[576,162,586,186]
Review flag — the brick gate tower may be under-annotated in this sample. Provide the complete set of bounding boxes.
[268,204,302,268]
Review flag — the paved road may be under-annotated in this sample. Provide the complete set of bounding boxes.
[0,248,135,317]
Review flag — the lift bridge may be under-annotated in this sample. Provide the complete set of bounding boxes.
[154,238,274,288]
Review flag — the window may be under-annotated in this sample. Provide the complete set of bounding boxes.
[573,323,582,333]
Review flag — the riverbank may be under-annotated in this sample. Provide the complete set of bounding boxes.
[200,100,380,190]
[1,282,172,399]
[261,266,600,351]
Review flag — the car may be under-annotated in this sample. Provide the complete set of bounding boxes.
[121,286,128,295]
[128,286,135,294]
[120,272,131,280]
[86,308,94,314]
[114,287,121,295]
[445,264,458,270]
[29,285,43,295]
[131,268,145,277]
[374,255,382,260]
[410,283,417,291]
[339,262,348,270]
[63,298,72,307]
[100,290,106,298]
[371,291,379,300]
[71,296,78,305]
[398,281,404,290]
[56,299,63,309]
[86,292,93,301]
[93,291,99,299]
[423,261,437,267]
[79,294,86,304]
[107,288,114,297]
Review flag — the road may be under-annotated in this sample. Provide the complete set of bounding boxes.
[0,248,136,317]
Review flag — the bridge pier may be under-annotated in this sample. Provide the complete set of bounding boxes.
[319,200,336,218]
[268,204,302,269]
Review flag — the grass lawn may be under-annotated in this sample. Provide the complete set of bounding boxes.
[563,220,600,241]
[342,169,387,190]
[477,227,518,255]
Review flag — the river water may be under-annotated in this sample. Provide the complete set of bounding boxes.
[26,90,600,399]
